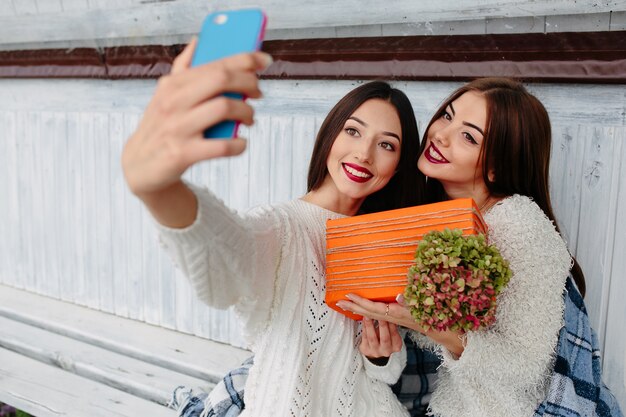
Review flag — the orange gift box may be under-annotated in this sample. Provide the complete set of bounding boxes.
[325,198,488,320]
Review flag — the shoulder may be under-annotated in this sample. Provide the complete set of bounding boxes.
[486,195,556,238]
[485,195,571,264]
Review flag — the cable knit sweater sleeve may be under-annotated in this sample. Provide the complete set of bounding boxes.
[155,182,283,344]
[426,195,572,417]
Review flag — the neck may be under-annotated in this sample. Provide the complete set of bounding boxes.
[302,182,364,216]
[442,183,494,215]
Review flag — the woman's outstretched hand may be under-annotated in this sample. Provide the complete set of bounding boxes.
[121,38,272,227]
[337,293,466,358]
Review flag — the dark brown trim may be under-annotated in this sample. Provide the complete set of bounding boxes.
[1,31,625,83]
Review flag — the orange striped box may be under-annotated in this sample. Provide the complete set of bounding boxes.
[325,198,487,320]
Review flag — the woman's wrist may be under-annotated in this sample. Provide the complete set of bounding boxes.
[139,181,199,229]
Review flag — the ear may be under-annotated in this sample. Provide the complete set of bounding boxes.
[488,169,496,182]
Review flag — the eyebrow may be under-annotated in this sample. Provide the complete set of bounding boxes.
[447,103,485,136]
[348,116,401,141]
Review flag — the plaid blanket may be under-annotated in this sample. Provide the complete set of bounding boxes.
[171,357,253,417]
[533,277,623,417]
[171,277,623,417]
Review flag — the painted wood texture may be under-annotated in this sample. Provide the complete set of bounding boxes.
[0,79,624,408]
[0,1,625,49]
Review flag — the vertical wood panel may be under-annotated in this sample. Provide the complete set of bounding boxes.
[124,113,144,321]
[290,117,317,198]
[17,112,37,291]
[603,127,626,411]
[13,0,37,15]
[94,113,114,313]
[575,127,618,341]
[53,112,71,302]
[65,113,82,303]
[60,0,89,11]
[109,111,129,317]
[35,0,63,13]
[248,118,272,207]
[39,112,62,299]
[0,112,18,287]
[550,125,584,252]
[270,116,293,203]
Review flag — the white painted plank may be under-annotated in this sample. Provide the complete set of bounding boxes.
[0,0,624,45]
[290,116,317,199]
[550,125,585,253]
[60,0,89,12]
[92,113,115,313]
[124,113,146,321]
[35,0,63,14]
[54,112,73,304]
[0,112,18,287]
[65,112,83,304]
[39,112,62,299]
[0,0,16,16]
[546,11,611,32]
[574,127,618,343]
[12,0,37,16]
[0,348,174,417]
[270,116,293,203]
[248,117,271,207]
[0,283,252,380]
[78,112,100,307]
[16,112,38,292]
[602,127,626,412]
[109,111,130,318]
[0,315,213,405]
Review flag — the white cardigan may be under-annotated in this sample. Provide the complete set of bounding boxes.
[157,184,409,417]
[416,195,572,417]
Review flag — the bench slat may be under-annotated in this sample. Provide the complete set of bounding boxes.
[0,284,251,382]
[0,315,212,405]
[0,348,174,417]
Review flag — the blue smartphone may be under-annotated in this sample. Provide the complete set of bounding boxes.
[191,8,267,139]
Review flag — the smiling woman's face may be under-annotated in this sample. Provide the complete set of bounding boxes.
[322,98,402,203]
[418,91,488,198]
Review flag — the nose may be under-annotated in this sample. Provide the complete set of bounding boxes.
[354,138,374,164]
[431,125,450,147]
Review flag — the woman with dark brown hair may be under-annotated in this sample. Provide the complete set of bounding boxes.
[340,78,592,417]
[122,39,425,416]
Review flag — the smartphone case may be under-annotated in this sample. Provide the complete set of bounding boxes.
[192,8,267,139]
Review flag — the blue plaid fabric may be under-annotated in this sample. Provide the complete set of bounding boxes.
[533,277,623,417]
[171,357,253,417]
[391,335,440,417]
[172,277,623,417]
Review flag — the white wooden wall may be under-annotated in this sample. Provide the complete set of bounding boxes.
[1,0,625,50]
[0,78,624,408]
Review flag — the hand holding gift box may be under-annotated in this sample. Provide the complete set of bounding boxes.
[325,198,490,320]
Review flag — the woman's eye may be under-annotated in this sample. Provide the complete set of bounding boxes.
[463,132,478,145]
[345,127,359,137]
[379,142,395,151]
[442,111,452,121]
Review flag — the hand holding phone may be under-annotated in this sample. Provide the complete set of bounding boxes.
[192,8,267,139]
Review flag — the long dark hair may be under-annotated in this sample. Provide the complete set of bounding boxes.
[419,78,586,296]
[307,81,423,213]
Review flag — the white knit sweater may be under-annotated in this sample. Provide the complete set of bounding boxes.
[415,195,572,417]
[157,184,409,417]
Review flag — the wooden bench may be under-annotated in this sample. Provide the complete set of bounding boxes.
[0,284,251,417]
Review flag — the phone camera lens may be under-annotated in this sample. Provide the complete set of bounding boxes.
[214,14,228,25]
